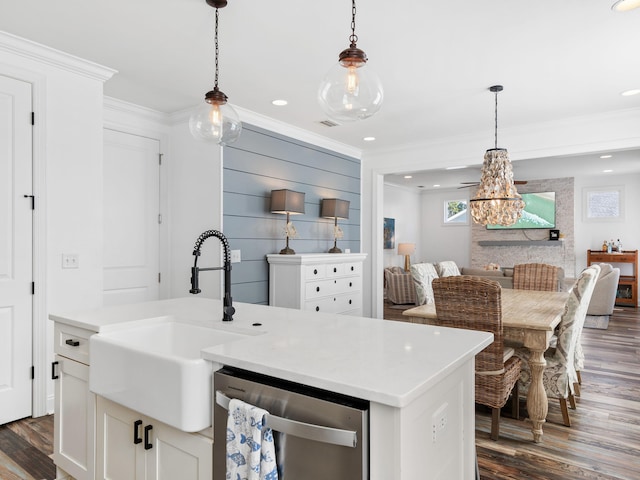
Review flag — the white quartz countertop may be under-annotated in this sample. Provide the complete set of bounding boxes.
[51,297,492,408]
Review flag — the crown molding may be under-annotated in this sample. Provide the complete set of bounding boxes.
[0,31,116,82]
[170,102,362,159]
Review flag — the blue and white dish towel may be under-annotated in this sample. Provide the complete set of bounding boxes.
[226,398,279,480]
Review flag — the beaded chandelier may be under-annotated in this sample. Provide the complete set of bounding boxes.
[470,86,525,226]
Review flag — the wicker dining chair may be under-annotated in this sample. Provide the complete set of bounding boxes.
[513,263,560,291]
[432,276,522,441]
[514,265,599,427]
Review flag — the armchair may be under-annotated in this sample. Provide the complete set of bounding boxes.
[384,266,417,305]
[586,263,621,316]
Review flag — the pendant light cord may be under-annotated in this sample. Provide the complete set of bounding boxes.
[214,8,220,89]
[494,88,498,149]
[349,0,358,45]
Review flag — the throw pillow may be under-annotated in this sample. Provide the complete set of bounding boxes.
[410,263,439,305]
[436,261,461,277]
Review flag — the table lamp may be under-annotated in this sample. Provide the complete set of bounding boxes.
[321,198,350,253]
[270,189,305,254]
[398,243,415,272]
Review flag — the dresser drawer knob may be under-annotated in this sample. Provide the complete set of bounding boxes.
[315,306,320,312]
[314,269,318,275]
[349,299,352,305]
[351,266,354,271]
[316,286,320,292]
[349,282,353,287]
[333,267,337,273]
[65,339,80,347]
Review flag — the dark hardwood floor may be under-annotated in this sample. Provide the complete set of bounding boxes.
[0,415,54,480]
[1,305,638,479]
[386,301,640,480]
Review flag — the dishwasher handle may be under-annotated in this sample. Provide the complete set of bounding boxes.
[216,391,357,448]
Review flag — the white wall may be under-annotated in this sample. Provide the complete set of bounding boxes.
[382,183,422,268]
[419,189,471,267]
[575,172,640,278]
[168,113,223,300]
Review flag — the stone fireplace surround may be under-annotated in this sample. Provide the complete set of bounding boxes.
[470,177,576,279]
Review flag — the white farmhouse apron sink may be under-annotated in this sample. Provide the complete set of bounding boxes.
[90,318,248,432]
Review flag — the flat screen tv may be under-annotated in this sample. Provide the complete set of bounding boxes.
[487,191,556,230]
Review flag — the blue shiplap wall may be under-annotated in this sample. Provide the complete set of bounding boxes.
[223,124,361,304]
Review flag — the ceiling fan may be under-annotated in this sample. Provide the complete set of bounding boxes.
[458,180,528,189]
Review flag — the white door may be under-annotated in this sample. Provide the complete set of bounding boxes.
[103,129,160,306]
[0,75,33,424]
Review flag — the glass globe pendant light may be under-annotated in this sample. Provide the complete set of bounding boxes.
[318,0,384,122]
[470,85,525,226]
[189,0,242,145]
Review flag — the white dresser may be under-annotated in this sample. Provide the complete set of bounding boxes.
[267,253,367,315]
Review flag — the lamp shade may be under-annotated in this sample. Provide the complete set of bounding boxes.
[270,189,305,215]
[321,199,350,219]
[397,243,415,256]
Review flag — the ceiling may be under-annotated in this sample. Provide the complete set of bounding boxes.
[2,0,640,172]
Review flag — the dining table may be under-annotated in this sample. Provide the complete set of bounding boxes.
[401,288,569,443]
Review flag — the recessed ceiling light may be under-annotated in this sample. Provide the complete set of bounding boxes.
[363,136,376,142]
[404,175,413,179]
[433,184,441,188]
[445,166,467,170]
[603,169,614,173]
[271,99,288,106]
[600,154,613,159]
[621,89,640,97]
[611,0,640,12]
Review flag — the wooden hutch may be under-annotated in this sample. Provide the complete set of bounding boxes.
[587,250,638,307]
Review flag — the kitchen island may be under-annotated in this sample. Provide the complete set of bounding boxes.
[51,297,492,480]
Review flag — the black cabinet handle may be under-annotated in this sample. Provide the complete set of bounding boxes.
[333,267,337,273]
[315,306,319,312]
[51,361,59,380]
[349,299,352,305]
[313,269,318,275]
[65,339,80,347]
[144,424,153,450]
[134,420,143,444]
[349,282,353,287]
[316,286,320,292]
[351,266,354,271]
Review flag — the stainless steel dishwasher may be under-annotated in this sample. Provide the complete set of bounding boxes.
[213,367,369,479]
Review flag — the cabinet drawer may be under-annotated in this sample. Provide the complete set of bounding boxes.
[305,264,326,280]
[54,323,94,364]
[305,276,362,299]
[304,293,362,314]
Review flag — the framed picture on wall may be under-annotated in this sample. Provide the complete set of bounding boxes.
[583,186,624,222]
[383,217,395,249]
[443,199,469,225]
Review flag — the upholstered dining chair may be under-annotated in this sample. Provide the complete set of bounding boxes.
[548,264,602,397]
[514,265,599,427]
[513,263,560,291]
[432,276,522,441]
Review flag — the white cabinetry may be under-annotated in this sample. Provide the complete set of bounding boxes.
[267,253,367,315]
[96,396,212,480]
[53,322,96,480]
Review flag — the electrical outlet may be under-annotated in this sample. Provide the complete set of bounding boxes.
[431,402,448,443]
[62,253,79,269]
[230,250,241,263]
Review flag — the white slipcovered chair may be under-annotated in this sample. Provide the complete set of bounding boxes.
[514,265,599,427]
